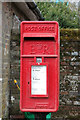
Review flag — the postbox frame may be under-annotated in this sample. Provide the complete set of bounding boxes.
[30,62,48,98]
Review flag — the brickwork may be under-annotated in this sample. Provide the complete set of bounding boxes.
[10,29,80,120]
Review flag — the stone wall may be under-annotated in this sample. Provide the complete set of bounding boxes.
[10,24,21,116]
[2,3,13,118]
[2,2,29,119]
[0,1,2,119]
[52,29,80,120]
[10,29,80,120]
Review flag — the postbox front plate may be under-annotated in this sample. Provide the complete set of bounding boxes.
[30,63,48,97]
[20,21,59,112]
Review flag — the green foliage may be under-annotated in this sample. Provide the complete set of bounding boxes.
[37,2,78,28]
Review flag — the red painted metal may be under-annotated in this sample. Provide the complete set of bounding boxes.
[20,21,60,112]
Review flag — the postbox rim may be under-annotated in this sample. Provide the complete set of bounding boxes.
[20,21,59,26]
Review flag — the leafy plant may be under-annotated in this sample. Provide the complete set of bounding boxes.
[37,2,78,28]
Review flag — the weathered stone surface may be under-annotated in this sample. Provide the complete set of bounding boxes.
[2,2,28,119]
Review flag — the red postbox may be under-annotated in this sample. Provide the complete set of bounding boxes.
[20,21,60,112]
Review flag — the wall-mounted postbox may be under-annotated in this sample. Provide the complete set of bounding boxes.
[20,21,60,112]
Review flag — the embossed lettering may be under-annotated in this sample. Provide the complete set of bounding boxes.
[25,25,55,32]
[30,45,36,54]
[30,44,51,54]
[43,45,50,54]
